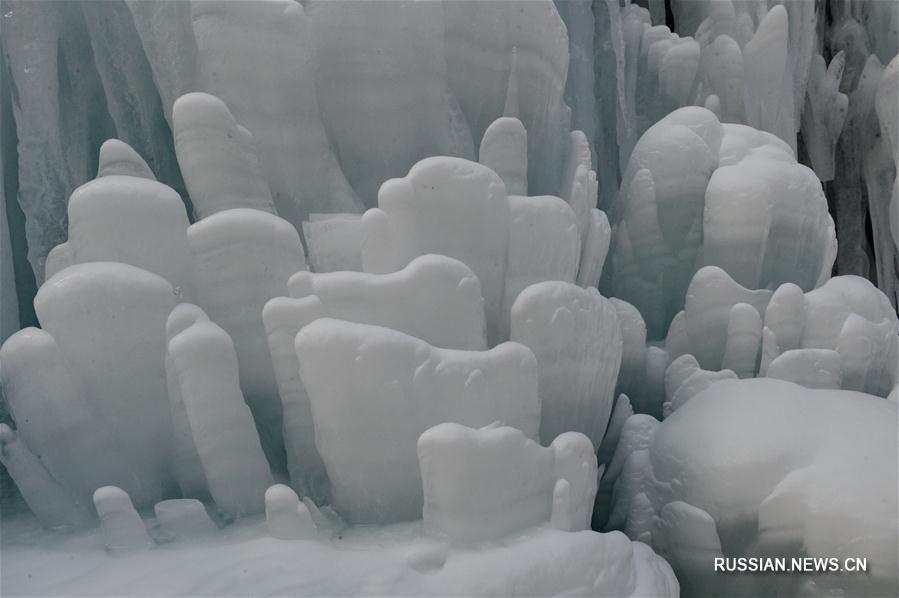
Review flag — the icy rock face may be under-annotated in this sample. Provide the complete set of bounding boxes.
[264,254,486,498]
[188,208,307,472]
[306,0,474,207]
[56,170,194,298]
[362,157,509,345]
[167,318,273,517]
[418,423,597,543]
[510,282,622,448]
[33,262,176,507]
[302,214,363,273]
[609,108,836,339]
[191,0,361,226]
[295,319,540,524]
[611,378,898,597]
[443,0,571,196]
[172,93,276,219]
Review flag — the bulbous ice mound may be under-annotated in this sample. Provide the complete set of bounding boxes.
[610,377,898,597]
[665,267,898,397]
[607,107,836,339]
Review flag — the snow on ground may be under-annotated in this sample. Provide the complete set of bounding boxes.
[0,510,677,597]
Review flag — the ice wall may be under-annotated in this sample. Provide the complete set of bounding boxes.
[192,0,361,225]
[295,319,540,524]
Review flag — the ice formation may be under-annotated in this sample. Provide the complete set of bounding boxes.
[295,318,540,523]
[609,378,898,597]
[607,107,837,338]
[1,0,898,596]
[419,423,597,542]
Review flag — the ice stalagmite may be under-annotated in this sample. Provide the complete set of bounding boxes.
[0,328,138,511]
[262,296,326,501]
[93,486,151,553]
[443,0,571,195]
[154,499,217,542]
[264,484,315,540]
[192,0,361,225]
[189,208,307,473]
[0,424,92,529]
[418,423,597,543]
[34,263,176,507]
[164,304,211,500]
[307,0,474,207]
[62,171,194,298]
[743,5,795,151]
[168,319,273,517]
[479,117,528,197]
[362,158,510,345]
[295,319,540,524]
[510,282,622,448]
[502,196,580,339]
[802,52,849,182]
[96,139,156,180]
[679,266,772,370]
[576,209,612,289]
[265,255,485,497]
[173,93,276,219]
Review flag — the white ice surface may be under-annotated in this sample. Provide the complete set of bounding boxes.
[295,319,539,524]
[511,282,622,447]
[612,377,898,597]
[361,157,510,345]
[33,262,176,507]
[419,423,597,543]
[0,511,678,597]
